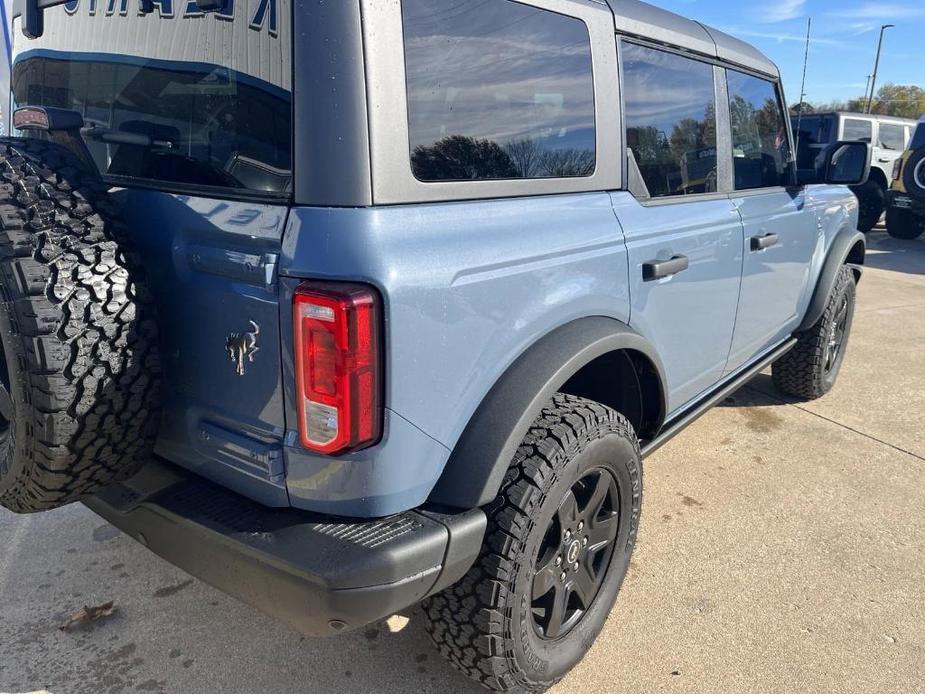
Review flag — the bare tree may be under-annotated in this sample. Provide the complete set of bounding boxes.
[504,139,544,178]
[540,148,596,177]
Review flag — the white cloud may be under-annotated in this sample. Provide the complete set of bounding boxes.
[758,0,807,23]
[829,3,925,20]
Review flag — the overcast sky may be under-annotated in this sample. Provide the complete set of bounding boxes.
[649,0,924,105]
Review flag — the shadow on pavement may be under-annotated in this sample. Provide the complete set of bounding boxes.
[864,232,924,276]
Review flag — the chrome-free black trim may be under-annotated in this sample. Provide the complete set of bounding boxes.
[85,458,486,636]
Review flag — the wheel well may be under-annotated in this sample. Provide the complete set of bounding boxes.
[869,167,889,189]
[558,349,663,442]
[846,238,866,281]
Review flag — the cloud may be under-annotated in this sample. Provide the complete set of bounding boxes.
[758,0,806,23]
[721,27,842,47]
[828,3,925,20]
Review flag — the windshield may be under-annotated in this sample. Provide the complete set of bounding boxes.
[11,1,292,197]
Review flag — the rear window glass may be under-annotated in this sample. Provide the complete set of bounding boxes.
[843,118,873,143]
[401,0,596,182]
[11,2,292,198]
[622,42,718,199]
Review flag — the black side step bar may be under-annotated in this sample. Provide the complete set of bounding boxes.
[641,338,797,459]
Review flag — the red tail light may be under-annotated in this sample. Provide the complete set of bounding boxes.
[293,282,382,455]
[893,158,903,182]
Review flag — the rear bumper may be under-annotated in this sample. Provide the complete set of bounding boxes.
[84,459,485,636]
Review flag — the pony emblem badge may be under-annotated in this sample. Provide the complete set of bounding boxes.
[226,321,261,376]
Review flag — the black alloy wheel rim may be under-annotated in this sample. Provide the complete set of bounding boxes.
[531,467,621,640]
[0,349,11,444]
[824,295,850,374]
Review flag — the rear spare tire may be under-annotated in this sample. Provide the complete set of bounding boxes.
[902,149,925,203]
[0,138,160,514]
[886,207,924,240]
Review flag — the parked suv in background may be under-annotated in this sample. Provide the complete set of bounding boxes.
[1,0,870,690]
[793,111,915,231]
[886,118,925,240]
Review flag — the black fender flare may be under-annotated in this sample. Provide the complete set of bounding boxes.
[798,227,866,332]
[428,317,667,509]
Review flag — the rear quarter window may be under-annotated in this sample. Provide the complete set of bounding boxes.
[401,0,596,182]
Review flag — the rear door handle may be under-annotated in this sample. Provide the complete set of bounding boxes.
[642,255,689,281]
[878,157,891,163]
[750,233,779,251]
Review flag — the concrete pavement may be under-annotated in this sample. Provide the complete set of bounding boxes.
[1,230,923,694]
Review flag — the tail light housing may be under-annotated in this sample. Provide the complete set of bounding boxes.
[293,282,382,455]
[893,158,903,182]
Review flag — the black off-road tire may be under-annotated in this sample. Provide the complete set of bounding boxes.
[772,265,856,401]
[902,149,925,203]
[423,393,642,693]
[851,180,885,233]
[0,138,160,514]
[885,207,924,240]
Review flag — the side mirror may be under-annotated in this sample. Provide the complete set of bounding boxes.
[798,141,871,186]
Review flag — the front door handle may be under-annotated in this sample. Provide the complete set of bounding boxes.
[750,233,779,251]
[643,255,689,281]
[878,157,891,163]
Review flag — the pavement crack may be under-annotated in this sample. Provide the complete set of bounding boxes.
[744,384,925,463]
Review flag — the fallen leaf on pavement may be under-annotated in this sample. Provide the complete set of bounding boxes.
[58,601,115,631]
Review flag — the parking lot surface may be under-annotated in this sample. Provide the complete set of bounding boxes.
[1,231,923,694]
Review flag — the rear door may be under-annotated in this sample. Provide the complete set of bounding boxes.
[616,42,742,414]
[875,121,910,181]
[724,69,817,372]
[11,0,293,504]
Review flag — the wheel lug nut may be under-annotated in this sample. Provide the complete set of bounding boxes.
[578,521,584,531]
[573,562,579,572]
[565,530,572,541]
[560,572,567,582]
[582,537,588,547]
[555,555,562,567]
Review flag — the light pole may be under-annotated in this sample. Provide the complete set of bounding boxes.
[867,24,895,113]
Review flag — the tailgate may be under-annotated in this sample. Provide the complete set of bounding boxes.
[116,190,290,506]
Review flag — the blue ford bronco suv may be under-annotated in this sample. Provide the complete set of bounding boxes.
[0,0,870,690]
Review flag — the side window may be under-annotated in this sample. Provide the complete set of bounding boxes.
[401,0,596,182]
[622,43,718,199]
[843,118,873,143]
[878,123,906,151]
[727,70,794,190]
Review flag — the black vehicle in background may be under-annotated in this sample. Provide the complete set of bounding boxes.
[793,112,916,232]
[886,118,925,240]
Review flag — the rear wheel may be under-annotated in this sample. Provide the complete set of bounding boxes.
[772,265,856,401]
[424,393,641,692]
[886,207,924,240]
[0,138,161,514]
